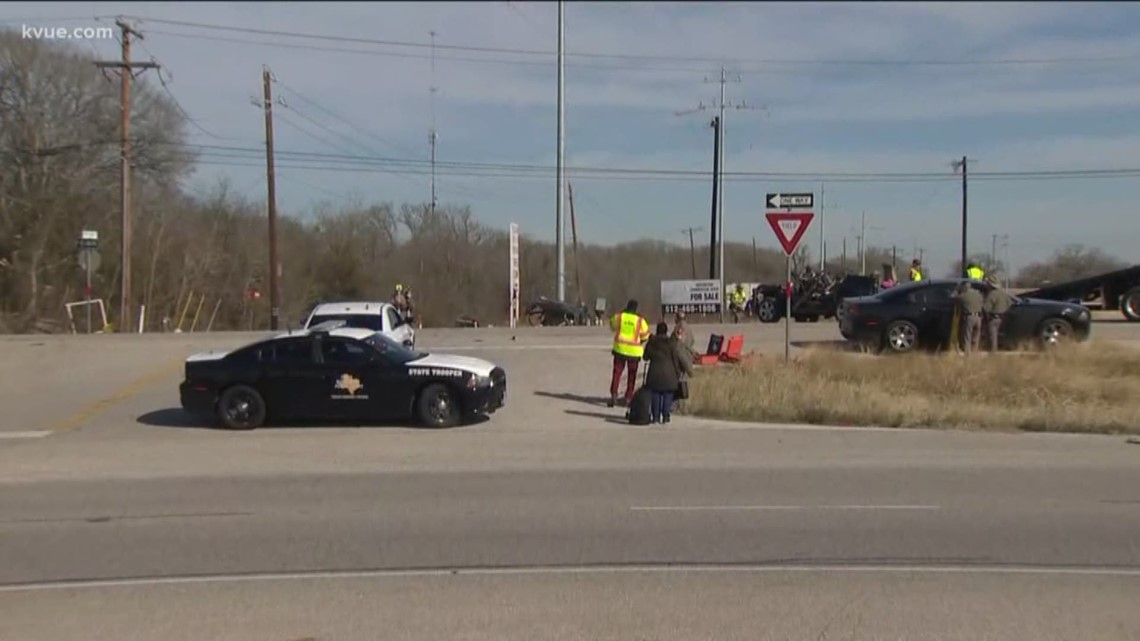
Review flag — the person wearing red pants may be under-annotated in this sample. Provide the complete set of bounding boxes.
[608,299,651,407]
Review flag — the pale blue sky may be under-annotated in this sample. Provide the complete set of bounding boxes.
[4,1,1140,274]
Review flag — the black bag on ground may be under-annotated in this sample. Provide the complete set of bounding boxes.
[626,385,652,425]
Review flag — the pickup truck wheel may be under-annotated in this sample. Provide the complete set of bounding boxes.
[757,298,780,323]
[417,383,461,428]
[217,384,266,430]
[1122,287,1140,322]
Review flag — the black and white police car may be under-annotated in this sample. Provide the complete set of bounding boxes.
[179,321,505,430]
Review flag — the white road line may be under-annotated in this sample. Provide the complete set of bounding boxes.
[629,505,941,512]
[3,563,1138,592]
[0,431,51,440]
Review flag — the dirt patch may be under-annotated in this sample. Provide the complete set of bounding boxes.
[680,340,1140,435]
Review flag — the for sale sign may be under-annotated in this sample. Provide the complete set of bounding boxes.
[660,279,723,316]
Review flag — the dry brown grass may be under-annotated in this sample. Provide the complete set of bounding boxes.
[680,340,1140,434]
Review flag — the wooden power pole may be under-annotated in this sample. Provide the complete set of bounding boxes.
[567,181,582,304]
[681,227,704,279]
[94,20,158,333]
[262,65,281,331]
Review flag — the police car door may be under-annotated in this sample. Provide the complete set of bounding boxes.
[261,336,319,418]
[316,336,383,421]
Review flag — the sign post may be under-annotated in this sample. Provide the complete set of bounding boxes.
[509,223,520,329]
[765,194,815,362]
[77,230,99,334]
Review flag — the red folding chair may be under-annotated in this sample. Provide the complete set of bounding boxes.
[719,335,745,363]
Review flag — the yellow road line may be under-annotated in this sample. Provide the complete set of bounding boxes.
[49,359,184,433]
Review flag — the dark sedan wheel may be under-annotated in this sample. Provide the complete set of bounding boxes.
[883,320,919,354]
[757,298,780,323]
[1037,318,1073,348]
[527,312,544,326]
[417,383,461,428]
[217,384,266,430]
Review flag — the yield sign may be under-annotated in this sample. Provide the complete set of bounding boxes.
[765,211,815,255]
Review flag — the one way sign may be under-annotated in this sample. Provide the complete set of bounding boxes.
[766,192,814,209]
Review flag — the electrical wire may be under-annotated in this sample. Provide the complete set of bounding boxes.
[125,15,1140,68]
[172,154,1140,185]
[152,142,1140,180]
[132,39,240,142]
[273,80,420,157]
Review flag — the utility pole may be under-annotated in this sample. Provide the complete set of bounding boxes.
[707,116,720,280]
[859,210,866,275]
[819,182,826,271]
[262,65,281,331]
[429,30,438,215]
[94,20,158,333]
[842,237,847,272]
[991,233,997,274]
[568,182,582,302]
[682,227,704,279]
[751,236,757,272]
[677,67,757,320]
[952,156,974,278]
[555,0,566,302]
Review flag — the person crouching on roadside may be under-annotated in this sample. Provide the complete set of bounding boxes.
[643,321,694,425]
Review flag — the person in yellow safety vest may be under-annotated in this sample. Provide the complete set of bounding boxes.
[608,299,651,408]
[909,259,924,282]
[730,284,747,322]
[966,262,985,281]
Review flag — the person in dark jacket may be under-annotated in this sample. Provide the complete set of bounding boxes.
[642,321,694,424]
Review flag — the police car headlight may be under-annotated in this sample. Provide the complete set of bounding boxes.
[467,375,491,389]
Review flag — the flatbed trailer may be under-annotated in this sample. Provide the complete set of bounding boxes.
[1018,264,1140,322]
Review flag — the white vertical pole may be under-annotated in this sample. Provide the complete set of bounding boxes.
[717,67,726,323]
[555,0,566,302]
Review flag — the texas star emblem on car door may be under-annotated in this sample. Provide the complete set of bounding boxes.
[332,373,369,400]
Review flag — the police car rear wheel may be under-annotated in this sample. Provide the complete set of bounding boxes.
[417,383,461,428]
[217,384,266,430]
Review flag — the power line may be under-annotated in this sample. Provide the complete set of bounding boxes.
[132,38,237,142]
[271,78,420,156]
[153,142,1140,179]
[124,15,1140,68]
[176,156,1140,185]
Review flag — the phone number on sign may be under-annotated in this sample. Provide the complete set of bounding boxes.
[662,304,721,315]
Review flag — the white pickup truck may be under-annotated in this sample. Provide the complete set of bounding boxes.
[303,301,416,347]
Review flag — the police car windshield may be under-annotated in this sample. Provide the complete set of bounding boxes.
[363,331,422,363]
[310,314,385,332]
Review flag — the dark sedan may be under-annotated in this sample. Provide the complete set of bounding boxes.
[838,279,1092,354]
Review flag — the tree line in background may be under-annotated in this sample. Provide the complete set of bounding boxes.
[0,33,1132,333]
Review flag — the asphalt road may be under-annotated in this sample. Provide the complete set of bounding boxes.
[2,319,1140,639]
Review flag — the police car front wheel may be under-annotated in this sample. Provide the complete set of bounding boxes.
[417,383,461,428]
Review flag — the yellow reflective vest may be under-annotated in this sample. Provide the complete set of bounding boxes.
[731,289,746,305]
[967,266,985,280]
[909,268,923,282]
[610,311,650,358]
